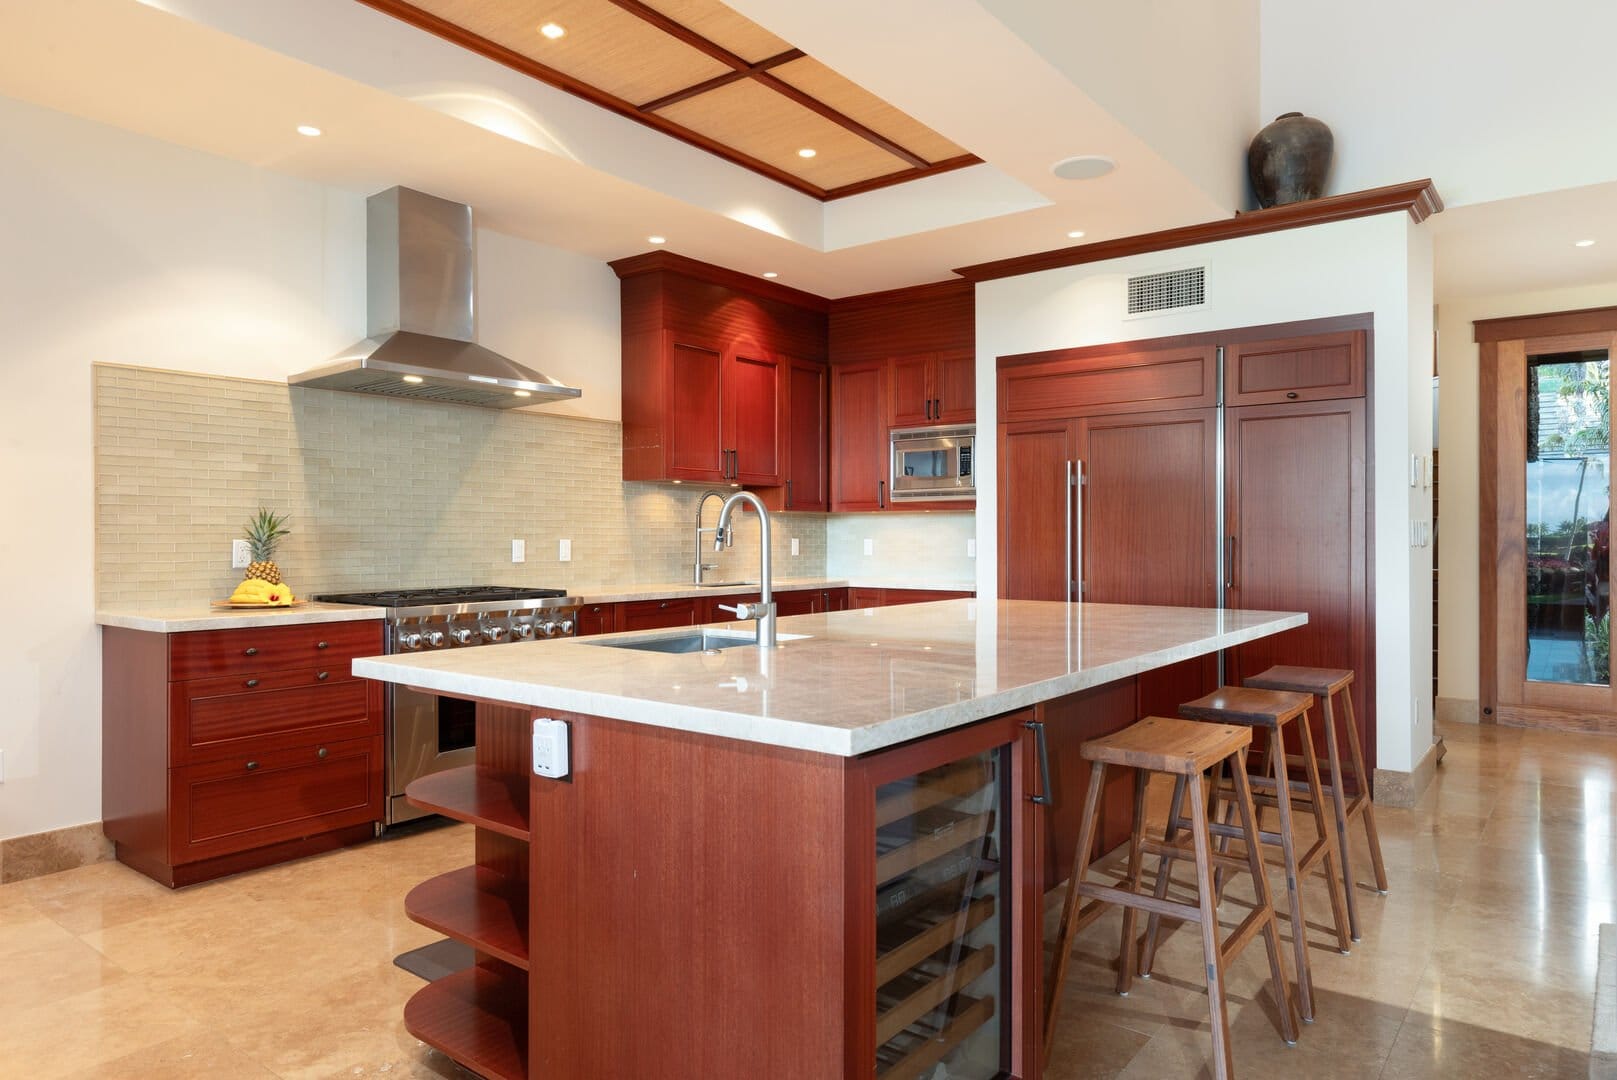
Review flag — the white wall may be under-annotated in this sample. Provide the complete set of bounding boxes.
[1435,281,1617,707]
[974,213,1436,774]
[1261,0,1617,208]
[0,95,621,841]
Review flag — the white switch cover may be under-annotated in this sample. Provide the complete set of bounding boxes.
[511,539,526,563]
[791,537,800,556]
[532,718,570,779]
[0,748,6,783]
[967,538,977,559]
[231,539,251,569]
[558,539,572,562]
[863,538,874,556]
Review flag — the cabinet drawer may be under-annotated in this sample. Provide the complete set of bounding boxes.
[170,737,382,864]
[168,620,382,680]
[574,604,616,637]
[172,671,380,765]
[616,598,699,632]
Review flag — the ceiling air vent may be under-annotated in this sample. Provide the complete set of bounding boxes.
[1126,266,1207,317]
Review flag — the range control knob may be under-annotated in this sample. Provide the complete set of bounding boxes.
[450,626,476,646]
[424,630,446,648]
[557,619,575,636]
[483,624,508,643]
[398,632,423,651]
[513,623,535,641]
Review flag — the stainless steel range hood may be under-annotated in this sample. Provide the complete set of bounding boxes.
[291,187,582,409]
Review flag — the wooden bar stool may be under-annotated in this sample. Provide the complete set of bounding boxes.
[1045,717,1298,1079]
[1245,666,1388,942]
[1143,687,1351,1024]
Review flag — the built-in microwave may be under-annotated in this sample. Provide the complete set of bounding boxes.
[890,424,975,501]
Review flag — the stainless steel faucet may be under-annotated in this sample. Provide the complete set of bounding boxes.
[714,491,776,647]
[694,490,729,584]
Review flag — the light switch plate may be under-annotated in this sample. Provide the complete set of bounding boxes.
[231,539,251,569]
[790,537,800,556]
[532,718,570,779]
[863,538,874,556]
[558,539,572,562]
[967,538,977,559]
[511,539,526,563]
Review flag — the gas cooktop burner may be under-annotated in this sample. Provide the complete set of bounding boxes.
[315,585,568,607]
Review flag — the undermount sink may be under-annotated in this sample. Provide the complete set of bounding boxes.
[586,629,807,655]
[690,581,757,589]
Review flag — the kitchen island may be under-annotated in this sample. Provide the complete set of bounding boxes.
[353,599,1305,1080]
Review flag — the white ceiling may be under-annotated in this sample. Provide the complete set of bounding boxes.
[2,0,1614,301]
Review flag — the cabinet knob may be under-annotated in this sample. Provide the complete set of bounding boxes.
[317,671,330,681]
[316,641,329,650]
[243,647,259,656]
[317,747,328,759]
[245,678,260,688]
[659,602,669,609]
[245,760,259,771]
[1286,391,1299,399]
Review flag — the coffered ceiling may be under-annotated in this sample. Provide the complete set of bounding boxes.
[357,0,979,199]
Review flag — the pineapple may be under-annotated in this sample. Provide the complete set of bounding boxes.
[242,508,290,584]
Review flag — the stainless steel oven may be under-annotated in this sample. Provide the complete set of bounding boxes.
[315,586,581,825]
[891,424,976,501]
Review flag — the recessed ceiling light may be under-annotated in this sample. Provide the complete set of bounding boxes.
[1576,239,1597,248]
[647,235,666,244]
[763,272,779,279]
[1050,155,1117,181]
[296,125,322,137]
[798,148,817,159]
[513,389,532,397]
[401,375,424,384]
[539,22,565,39]
[1066,230,1086,240]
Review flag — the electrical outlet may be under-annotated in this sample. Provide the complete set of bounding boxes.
[231,539,251,569]
[863,538,874,556]
[511,539,526,564]
[967,538,977,559]
[790,537,800,556]
[558,539,572,562]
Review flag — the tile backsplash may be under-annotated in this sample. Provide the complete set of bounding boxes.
[94,365,827,606]
[826,512,977,585]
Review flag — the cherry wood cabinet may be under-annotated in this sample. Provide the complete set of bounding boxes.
[849,587,975,609]
[615,257,824,489]
[889,350,976,427]
[615,597,699,632]
[1223,329,1365,406]
[780,357,829,511]
[831,360,889,511]
[573,603,615,637]
[102,620,384,887]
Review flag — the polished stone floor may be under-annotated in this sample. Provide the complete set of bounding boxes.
[0,719,1608,1077]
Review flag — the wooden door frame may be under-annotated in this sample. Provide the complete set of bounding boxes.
[1477,305,1617,725]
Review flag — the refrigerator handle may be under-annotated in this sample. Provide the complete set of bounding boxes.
[1064,460,1074,601]
[1225,535,1237,591]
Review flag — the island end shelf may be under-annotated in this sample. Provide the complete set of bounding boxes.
[374,600,1308,1079]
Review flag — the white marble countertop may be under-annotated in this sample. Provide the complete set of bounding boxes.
[352,600,1306,757]
[571,577,976,605]
[96,602,387,633]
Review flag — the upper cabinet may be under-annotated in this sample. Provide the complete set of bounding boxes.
[781,357,829,512]
[889,350,976,427]
[1223,329,1366,406]
[613,254,827,488]
[828,280,976,511]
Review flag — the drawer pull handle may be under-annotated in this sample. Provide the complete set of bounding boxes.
[246,760,260,771]
[243,647,259,656]
[660,602,668,609]
[1286,391,1299,399]
[245,678,260,688]
[317,747,329,759]
[316,641,329,650]
[317,671,330,681]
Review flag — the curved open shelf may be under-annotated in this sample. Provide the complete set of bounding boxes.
[403,963,527,1080]
[405,865,529,971]
[405,766,529,840]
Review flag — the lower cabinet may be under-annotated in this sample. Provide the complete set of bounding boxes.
[851,587,976,609]
[101,621,384,887]
[615,597,699,632]
[574,603,615,637]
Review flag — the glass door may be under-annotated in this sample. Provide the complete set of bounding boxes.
[1496,333,1617,723]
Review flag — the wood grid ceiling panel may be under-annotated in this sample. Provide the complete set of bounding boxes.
[413,0,729,104]
[357,0,982,198]
[643,0,791,64]
[658,78,910,190]
[768,57,969,165]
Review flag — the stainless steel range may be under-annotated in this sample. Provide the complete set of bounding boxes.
[316,585,581,824]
